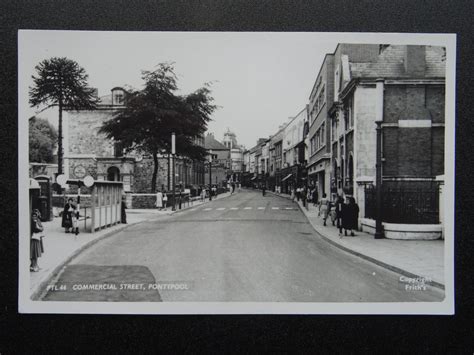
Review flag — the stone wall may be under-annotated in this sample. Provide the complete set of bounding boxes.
[133,157,169,193]
[131,194,157,209]
[67,109,116,157]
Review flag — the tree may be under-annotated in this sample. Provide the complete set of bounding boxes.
[29,116,58,163]
[29,57,97,175]
[100,63,217,192]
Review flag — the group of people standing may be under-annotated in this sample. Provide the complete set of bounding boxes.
[318,193,360,238]
[61,198,80,235]
[155,190,169,210]
[291,185,360,238]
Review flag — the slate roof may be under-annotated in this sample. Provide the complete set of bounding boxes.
[349,45,445,79]
[205,134,228,150]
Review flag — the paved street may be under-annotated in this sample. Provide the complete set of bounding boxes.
[43,190,444,302]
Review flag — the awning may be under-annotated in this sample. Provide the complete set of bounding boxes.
[281,173,293,182]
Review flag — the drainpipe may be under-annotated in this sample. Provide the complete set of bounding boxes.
[375,78,385,239]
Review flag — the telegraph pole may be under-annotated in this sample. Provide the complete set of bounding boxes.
[209,149,213,201]
[172,132,176,211]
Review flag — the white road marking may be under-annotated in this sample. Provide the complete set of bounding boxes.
[285,207,294,210]
[216,207,225,210]
[230,207,239,210]
[244,207,252,210]
[204,208,212,211]
[257,207,265,210]
[272,207,280,210]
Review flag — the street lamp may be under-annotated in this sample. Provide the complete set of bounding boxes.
[172,132,176,211]
[375,79,384,239]
[209,149,213,201]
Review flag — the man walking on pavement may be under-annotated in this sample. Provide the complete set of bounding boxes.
[262,183,266,196]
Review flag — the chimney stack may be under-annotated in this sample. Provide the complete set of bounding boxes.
[404,45,426,77]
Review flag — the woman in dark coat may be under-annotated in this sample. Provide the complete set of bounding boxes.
[335,195,344,235]
[30,209,44,272]
[121,195,127,224]
[341,196,360,237]
[61,198,75,233]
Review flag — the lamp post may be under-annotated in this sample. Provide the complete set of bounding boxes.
[172,132,176,211]
[375,79,384,239]
[209,149,213,201]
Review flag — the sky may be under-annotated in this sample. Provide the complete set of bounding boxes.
[19,31,340,149]
[19,31,453,149]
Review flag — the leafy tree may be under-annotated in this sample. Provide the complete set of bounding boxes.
[29,117,58,163]
[29,57,97,175]
[100,63,217,192]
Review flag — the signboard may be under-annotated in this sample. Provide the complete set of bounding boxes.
[56,174,67,187]
[83,175,94,187]
[73,165,87,178]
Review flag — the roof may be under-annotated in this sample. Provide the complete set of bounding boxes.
[98,94,113,105]
[349,45,445,79]
[205,134,228,150]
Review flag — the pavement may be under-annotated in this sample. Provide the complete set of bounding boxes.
[41,190,444,302]
[29,191,231,299]
[268,190,445,288]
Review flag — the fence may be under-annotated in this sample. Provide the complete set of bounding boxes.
[365,184,440,224]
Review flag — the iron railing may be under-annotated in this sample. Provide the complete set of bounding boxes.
[365,185,440,224]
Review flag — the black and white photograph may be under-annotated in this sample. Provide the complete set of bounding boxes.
[18,30,455,314]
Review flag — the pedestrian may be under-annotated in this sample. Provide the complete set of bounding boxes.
[121,195,127,223]
[302,186,307,208]
[200,187,206,201]
[163,191,168,210]
[156,190,163,210]
[318,193,330,226]
[178,190,182,209]
[262,183,266,196]
[312,188,319,207]
[30,209,45,272]
[290,187,295,202]
[70,202,80,236]
[341,196,360,237]
[296,187,301,201]
[61,197,75,233]
[231,182,235,194]
[335,194,344,235]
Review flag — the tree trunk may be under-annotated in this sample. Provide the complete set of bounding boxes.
[57,101,63,175]
[151,151,159,193]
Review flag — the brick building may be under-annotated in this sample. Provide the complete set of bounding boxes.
[307,54,334,198]
[329,44,445,220]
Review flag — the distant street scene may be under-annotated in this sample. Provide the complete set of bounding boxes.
[20,31,450,308]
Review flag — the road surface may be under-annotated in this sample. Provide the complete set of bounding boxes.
[43,190,444,302]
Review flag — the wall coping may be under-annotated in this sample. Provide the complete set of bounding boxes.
[360,218,442,232]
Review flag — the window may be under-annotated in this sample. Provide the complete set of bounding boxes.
[331,119,336,142]
[321,123,325,145]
